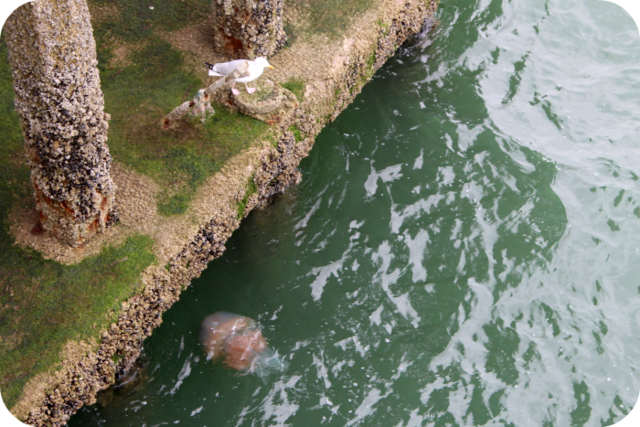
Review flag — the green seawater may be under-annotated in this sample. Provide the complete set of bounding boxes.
[69,0,640,425]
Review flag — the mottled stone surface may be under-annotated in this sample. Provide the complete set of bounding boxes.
[4,0,117,247]
[211,0,286,59]
[216,78,299,123]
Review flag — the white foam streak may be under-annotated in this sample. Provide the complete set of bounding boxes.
[365,164,403,197]
[335,336,370,357]
[369,304,384,326]
[259,376,301,426]
[345,388,389,426]
[371,242,422,327]
[390,194,444,234]
[294,198,322,231]
[391,354,414,381]
[403,230,430,283]
[429,278,495,374]
[439,165,455,185]
[404,409,425,427]
[307,247,349,301]
[312,353,332,389]
[456,123,483,153]
[169,355,192,396]
[413,150,424,170]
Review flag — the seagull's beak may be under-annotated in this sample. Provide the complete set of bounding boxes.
[268,65,275,69]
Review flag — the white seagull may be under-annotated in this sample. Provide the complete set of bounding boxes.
[205,57,274,96]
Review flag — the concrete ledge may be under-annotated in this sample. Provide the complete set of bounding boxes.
[9,0,439,425]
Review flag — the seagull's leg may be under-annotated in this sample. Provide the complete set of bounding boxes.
[231,81,240,96]
[245,82,257,94]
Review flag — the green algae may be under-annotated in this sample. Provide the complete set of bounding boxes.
[95,37,269,216]
[288,125,303,143]
[1,36,157,403]
[299,0,374,38]
[281,77,306,101]
[236,177,258,220]
[0,235,156,409]
[91,0,210,42]
[0,35,157,410]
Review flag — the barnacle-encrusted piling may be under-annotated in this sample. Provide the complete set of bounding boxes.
[211,0,286,59]
[4,0,117,247]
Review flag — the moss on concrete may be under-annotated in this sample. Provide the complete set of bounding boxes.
[288,125,303,142]
[281,77,306,101]
[300,0,374,38]
[0,235,155,408]
[237,177,258,220]
[0,34,157,409]
[1,34,157,405]
[91,0,210,42]
[95,37,269,216]
[377,19,390,36]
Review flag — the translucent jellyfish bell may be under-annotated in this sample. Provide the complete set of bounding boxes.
[199,311,287,379]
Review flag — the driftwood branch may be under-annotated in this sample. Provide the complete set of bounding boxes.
[161,62,250,130]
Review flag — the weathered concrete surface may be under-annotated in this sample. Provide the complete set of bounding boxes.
[10,0,439,424]
[220,78,299,123]
[211,0,286,59]
[4,0,117,248]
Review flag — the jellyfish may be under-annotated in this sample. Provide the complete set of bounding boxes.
[198,311,287,378]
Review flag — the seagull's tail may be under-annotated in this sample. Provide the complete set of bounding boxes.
[204,62,223,77]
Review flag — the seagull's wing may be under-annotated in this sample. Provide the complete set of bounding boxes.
[235,60,264,83]
[206,59,248,77]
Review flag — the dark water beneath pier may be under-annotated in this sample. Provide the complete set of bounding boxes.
[69,0,640,425]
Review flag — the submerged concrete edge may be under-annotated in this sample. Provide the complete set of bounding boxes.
[14,1,438,425]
